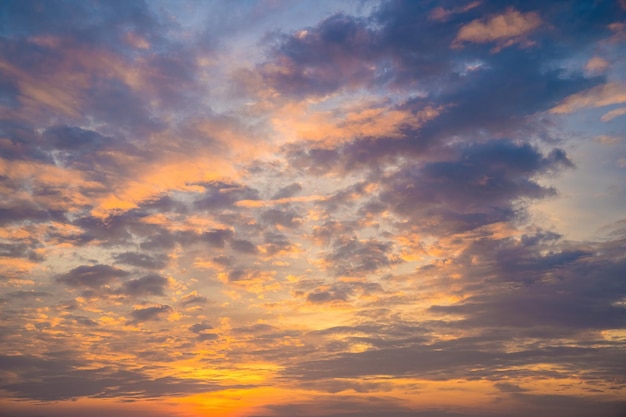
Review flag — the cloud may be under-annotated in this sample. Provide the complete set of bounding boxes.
[421,230,626,339]
[259,0,611,101]
[306,281,384,305]
[494,381,528,392]
[453,8,541,49]
[201,228,235,248]
[601,106,626,122]
[256,2,460,97]
[113,251,168,269]
[2,0,165,49]
[252,395,418,417]
[194,181,260,210]
[312,220,357,245]
[261,208,303,228]
[272,182,302,199]
[253,395,626,417]
[222,268,278,293]
[189,321,219,342]
[283,342,624,384]
[73,212,152,247]
[373,140,572,234]
[189,322,213,333]
[430,1,482,22]
[180,291,210,306]
[0,177,99,236]
[325,237,399,277]
[551,83,626,114]
[259,13,377,97]
[262,231,295,256]
[128,305,172,324]
[230,238,258,254]
[231,323,278,334]
[118,274,168,297]
[307,287,350,304]
[0,242,44,262]
[584,56,609,74]
[284,54,594,177]
[56,264,129,288]
[197,333,219,342]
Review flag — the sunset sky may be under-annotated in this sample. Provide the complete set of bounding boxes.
[1,1,626,416]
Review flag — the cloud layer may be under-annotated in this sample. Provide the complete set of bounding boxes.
[1,1,625,417]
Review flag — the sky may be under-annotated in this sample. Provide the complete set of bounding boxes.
[1,1,626,416]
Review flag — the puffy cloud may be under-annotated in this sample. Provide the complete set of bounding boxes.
[128,305,172,324]
[180,291,210,306]
[194,181,260,210]
[261,208,303,228]
[197,332,219,342]
[0,290,49,305]
[113,252,168,270]
[189,322,213,333]
[272,182,302,199]
[188,321,219,341]
[284,54,594,176]
[230,238,258,254]
[312,220,358,245]
[325,237,399,277]
[373,140,572,234]
[201,228,235,248]
[119,274,168,297]
[307,287,350,304]
[494,381,528,393]
[594,134,622,145]
[56,265,129,289]
[259,13,377,97]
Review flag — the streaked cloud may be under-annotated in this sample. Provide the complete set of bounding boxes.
[601,106,626,122]
[453,8,541,50]
[551,83,626,114]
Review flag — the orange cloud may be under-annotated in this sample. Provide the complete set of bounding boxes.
[550,83,626,114]
[271,98,444,147]
[584,56,609,74]
[601,106,626,122]
[453,8,541,51]
[236,194,327,208]
[430,1,482,22]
